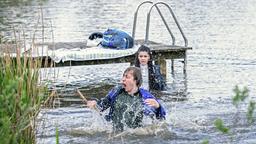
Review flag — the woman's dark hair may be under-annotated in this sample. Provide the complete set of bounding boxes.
[134,45,155,90]
[134,45,153,67]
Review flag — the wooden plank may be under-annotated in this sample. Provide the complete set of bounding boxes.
[135,39,192,51]
[49,54,135,67]
[36,40,192,68]
[2,40,192,77]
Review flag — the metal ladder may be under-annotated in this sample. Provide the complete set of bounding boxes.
[132,1,188,47]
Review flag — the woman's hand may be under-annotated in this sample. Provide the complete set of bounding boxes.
[86,100,97,109]
[144,99,160,109]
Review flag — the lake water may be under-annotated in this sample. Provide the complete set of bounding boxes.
[1,0,256,143]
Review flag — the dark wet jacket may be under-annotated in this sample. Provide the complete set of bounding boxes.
[96,85,166,131]
[149,65,167,91]
[135,64,167,91]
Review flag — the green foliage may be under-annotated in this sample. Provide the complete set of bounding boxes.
[56,126,59,144]
[232,86,249,108]
[201,139,209,144]
[247,101,255,124]
[214,119,229,134]
[0,46,47,143]
[232,85,255,123]
[211,85,255,143]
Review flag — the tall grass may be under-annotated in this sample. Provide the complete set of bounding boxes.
[202,86,255,144]
[0,41,47,143]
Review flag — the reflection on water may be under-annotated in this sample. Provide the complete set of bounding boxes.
[0,0,36,7]
[1,0,256,143]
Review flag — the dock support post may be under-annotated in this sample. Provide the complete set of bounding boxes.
[160,59,166,78]
[171,59,174,74]
[183,51,187,73]
[156,54,167,79]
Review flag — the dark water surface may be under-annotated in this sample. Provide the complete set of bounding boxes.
[1,0,256,143]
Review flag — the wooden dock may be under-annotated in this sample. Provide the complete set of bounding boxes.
[41,39,192,77]
[0,39,191,77]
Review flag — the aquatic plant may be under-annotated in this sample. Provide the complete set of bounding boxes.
[56,126,59,144]
[209,85,255,143]
[247,101,255,124]
[0,32,48,143]
[201,139,209,144]
[232,85,249,108]
[231,86,255,124]
[214,119,229,134]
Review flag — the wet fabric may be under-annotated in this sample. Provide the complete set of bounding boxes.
[96,85,166,131]
[140,64,149,90]
[136,64,167,91]
[112,90,144,131]
[151,65,167,91]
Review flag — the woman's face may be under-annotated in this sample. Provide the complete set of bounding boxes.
[138,51,150,65]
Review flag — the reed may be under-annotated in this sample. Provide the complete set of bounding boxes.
[204,86,256,144]
[0,39,47,143]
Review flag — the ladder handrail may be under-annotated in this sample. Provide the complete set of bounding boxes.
[145,2,188,47]
[132,1,175,45]
[132,1,153,39]
[154,5,175,45]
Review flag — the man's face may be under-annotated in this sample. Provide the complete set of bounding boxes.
[121,70,137,93]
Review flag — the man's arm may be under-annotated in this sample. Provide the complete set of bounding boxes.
[90,85,122,111]
[144,98,166,119]
[155,103,166,119]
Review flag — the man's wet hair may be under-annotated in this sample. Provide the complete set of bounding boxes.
[123,67,142,87]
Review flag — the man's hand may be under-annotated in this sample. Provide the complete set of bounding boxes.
[86,100,97,109]
[144,99,160,109]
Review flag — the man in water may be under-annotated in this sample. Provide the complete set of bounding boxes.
[87,67,166,132]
